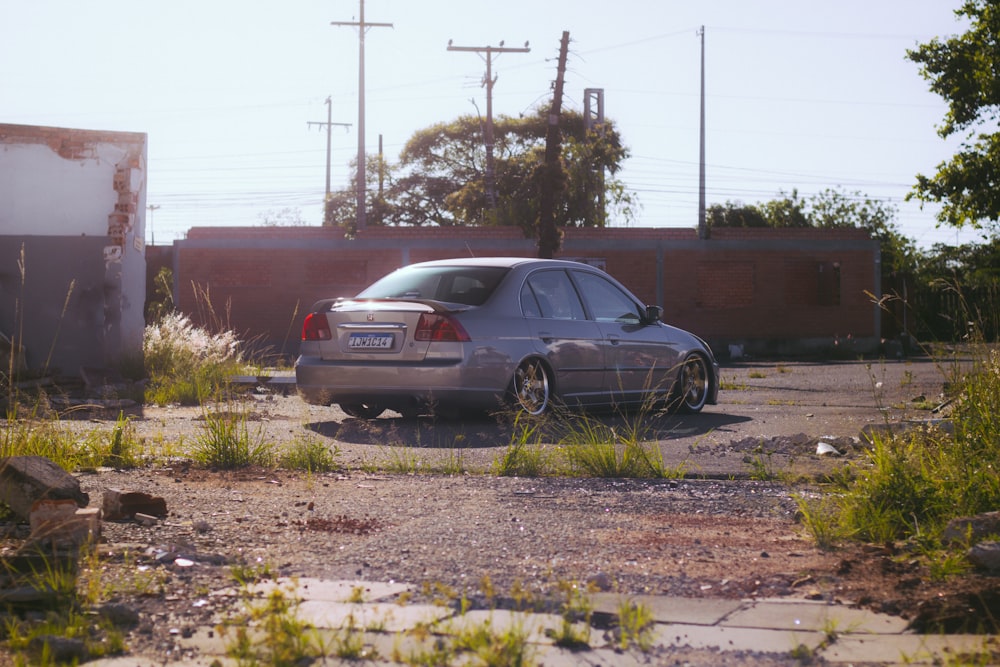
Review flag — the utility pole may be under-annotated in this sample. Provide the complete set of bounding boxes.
[584,88,606,226]
[307,96,351,203]
[537,31,570,259]
[447,38,530,212]
[332,0,391,231]
[698,26,707,240]
[146,204,160,246]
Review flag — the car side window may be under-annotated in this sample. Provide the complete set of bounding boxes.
[520,283,541,317]
[524,270,586,320]
[572,271,642,323]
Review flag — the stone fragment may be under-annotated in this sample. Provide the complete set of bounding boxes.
[942,511,1000,545]
[968,541,1000,572]
[96,602,140,628]
[29,499,101,547]
[134,512,158,526]
[0,456,89,521]
[29,635,88,664]
[102,488,168,520]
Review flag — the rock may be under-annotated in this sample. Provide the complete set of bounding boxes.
[815,442,842,456]
[586,572,613,591]
[29,635,88,663]
[0,545,78,583]
[0,456,89,521]
[942,511,1000,545]
[134,512,159,526]
[96,602,140,628]
[29,500,101,547]
[103,488,168,520]
[968,542,1000,572]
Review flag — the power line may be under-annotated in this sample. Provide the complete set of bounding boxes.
[331,0,392,231]
[447,39,531,211]
[307,96,352,200]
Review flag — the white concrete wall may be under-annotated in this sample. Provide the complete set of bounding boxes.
[0,143,130,236]
[0,124,148,374]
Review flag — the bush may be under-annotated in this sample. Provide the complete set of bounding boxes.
[143,312,243,405]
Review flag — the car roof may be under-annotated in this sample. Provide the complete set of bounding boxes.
[401,257,587,270]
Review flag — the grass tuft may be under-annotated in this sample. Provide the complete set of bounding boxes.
[192,398,274,469]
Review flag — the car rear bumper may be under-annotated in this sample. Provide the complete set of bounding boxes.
[294,356,509,410]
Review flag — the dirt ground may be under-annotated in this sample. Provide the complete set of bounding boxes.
[5,355,999,662]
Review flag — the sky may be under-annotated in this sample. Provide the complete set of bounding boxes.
[0,0,981,249]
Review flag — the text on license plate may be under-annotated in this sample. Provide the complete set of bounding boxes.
[348,333,394,350]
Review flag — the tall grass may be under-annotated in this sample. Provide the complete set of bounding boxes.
[193,400,274,469]
[0,412,144,471]
[143,312,243,405]
[558,408,677,479]
[801,345,1000,547]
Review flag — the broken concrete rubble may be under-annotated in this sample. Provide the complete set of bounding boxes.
[102,488,168,520]
[29,499,101,547]
[0,456,89,521]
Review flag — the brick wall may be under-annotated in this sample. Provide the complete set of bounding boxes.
[169,225,880,359]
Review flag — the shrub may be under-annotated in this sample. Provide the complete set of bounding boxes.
[143,312,243,405]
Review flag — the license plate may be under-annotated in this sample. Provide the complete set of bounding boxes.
[348,333,394,350]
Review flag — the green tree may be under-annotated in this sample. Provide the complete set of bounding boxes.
[323,154,394,235]
[907,0,1000,230]
[808,188,917,276]
[324,108,636,235]
[759,190,811,228]
[910,237,1000,340]
[707,190,810,229]
[705,201,768,228]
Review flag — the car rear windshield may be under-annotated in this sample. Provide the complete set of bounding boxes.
[357,266,510,306]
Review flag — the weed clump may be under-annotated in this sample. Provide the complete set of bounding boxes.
[799,344,1000,574]
[143,312,243,406]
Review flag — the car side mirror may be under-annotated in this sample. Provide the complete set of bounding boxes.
[644,305,662,323]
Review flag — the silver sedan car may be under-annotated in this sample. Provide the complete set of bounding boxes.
[295,257,719,419]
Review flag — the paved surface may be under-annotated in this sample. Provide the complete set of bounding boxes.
[85,577,998,666]
[86,358,995,665]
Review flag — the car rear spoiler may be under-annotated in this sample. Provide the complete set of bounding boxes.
[308,297,468,314]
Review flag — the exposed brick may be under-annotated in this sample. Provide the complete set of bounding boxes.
[170,226,881,357]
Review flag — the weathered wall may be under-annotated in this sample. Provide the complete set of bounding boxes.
[171,225,880,360]
[0,123,147,375]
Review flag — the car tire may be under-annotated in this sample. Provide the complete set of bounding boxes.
[340,403,385,419]
[512,359,552,416]
[675,354,709,413]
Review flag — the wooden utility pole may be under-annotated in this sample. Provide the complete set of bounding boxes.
[537,31,570,259]
[447,39,530,213]
[307,96,351,203]
[332,0,392,231]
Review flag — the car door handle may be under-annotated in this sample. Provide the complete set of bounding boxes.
[537,331,554,343]
[607,334,621,345]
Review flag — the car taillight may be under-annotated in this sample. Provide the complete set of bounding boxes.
[301,312,332,341]
[414,313,470,342]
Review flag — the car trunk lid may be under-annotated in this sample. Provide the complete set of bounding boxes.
[313,299,466,362]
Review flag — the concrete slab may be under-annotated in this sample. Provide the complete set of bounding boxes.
[173,624,229,656]
[652,621,827,655]
[819,633,1000,665]
[722,598,910,634]
[440,608,592,647]
[365,630,457,665]
[591,593,743,625]
[297,600,454,633]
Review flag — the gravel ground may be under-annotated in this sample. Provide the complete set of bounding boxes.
[4,357,987,665]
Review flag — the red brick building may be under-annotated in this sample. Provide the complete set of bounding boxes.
[160,225,881,361]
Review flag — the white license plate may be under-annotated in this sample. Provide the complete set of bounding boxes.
[348,333,394,350]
